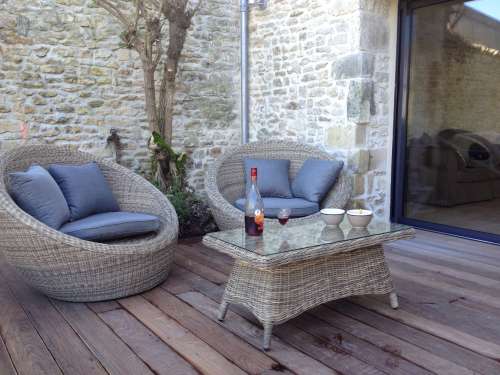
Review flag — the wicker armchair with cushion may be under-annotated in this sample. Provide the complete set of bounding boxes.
[0,145,178,302]
[206,141,352,230]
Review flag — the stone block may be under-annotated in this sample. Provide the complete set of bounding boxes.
[88,100,104,108]
[326,125,356,149]
[369,148,388,171]
[348,149,370,174]
[32,96,47,106]
[347,79,374,124]
[360,13,388,51]
[56,105,75,113]
[333,52,375,79]
[40,65,65,74]
[34,47,49,58]
[353,174,366,196]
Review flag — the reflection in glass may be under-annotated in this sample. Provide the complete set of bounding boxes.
[405,0,500,235]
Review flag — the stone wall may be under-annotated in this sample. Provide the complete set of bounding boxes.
[1,0,401,215]
[0,0,241,190]
[248,0,398,216]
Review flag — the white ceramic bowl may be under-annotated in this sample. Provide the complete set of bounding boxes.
[347,209,373,228]
[320,208,345,227]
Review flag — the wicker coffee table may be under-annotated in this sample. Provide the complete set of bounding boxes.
[203,219,415,350]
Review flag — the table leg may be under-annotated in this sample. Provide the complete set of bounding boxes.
[263,323,273,351]
[389,291,399,309]
[218,301,229,321]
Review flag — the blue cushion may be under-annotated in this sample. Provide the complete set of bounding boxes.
[235,197,319,218]
[9,165,70,229]
[60,211,160,241]
[48,162,119,221]
[244,158,292,198]
[291,159,344,203]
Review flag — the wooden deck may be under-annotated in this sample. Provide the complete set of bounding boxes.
[0,230,500,374]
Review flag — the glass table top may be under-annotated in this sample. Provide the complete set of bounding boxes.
[205,218,412,256]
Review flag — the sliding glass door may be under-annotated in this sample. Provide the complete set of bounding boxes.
[393,0,500,243]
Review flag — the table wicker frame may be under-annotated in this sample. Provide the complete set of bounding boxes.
[203,227,414,350]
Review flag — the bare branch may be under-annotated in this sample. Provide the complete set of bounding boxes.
[95,0,134,28]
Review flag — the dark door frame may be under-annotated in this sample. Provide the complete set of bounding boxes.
[391,0,500,245]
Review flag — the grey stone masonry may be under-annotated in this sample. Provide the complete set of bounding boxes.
[249,0,396,217]
[0,0,241,192]
[2,0,398,215]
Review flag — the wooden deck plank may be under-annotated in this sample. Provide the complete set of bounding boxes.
[351,296,500,361]
[0,230,499,375]
[177,244,234,275]
[309,306,472,375]
[168,264,383,375]
[143,287,283,374]
[52,300,153,375]
[387,275,500,343]
[160,267,197,295]
[0,334,17,375]
[174,253,228,285]
[333,300,500,375]
[118,295,246,375]
[408,231,500,263]
[389,262,500,310]
[273,323,386,375]
[292,312,433,375]
[87,301,121,314]
[0,297,62,375]
[165,267,335,374]
[99,308,198,375]
[0,264,107,375]
[387,252,500,288]
[178,291,337,375]
[387,241,500,280]
[0,265,62,375]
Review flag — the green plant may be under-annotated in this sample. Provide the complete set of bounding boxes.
[167,184,199,226]
[148,136,217,237]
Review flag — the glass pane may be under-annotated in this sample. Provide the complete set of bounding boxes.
[206,218,411,256]
[405,0,500,235]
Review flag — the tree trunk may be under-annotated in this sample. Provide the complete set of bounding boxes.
[158,22,187,144]
[161,57,178,144]
[143,65,160,133]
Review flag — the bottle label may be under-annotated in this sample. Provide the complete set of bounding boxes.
[255,209,264,232]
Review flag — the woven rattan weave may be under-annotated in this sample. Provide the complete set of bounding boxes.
[205,140,352,230]
[0,145,179,302]
[203,221,415,350]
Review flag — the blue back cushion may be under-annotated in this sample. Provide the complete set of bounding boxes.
[9,165,70,229]
[60,211,160,242]
[291,159,344,203]
[244,158,292,198]
[234,197,319,218]
[48,162,119,221]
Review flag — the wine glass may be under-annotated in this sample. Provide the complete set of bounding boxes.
[277,208,291,226]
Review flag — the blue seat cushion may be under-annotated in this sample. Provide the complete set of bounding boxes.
[49,162,120,221]
[60,212,160,242]
[234,197,319,218]
[292,159,344,203]
[244,158,292,198]
[9,165,70,229]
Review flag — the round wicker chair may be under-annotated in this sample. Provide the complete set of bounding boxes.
[0,145,178,302]
[206,140,352,230]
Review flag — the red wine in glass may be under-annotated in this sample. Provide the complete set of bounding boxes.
[278,208,291,226]
[278,217,289,225]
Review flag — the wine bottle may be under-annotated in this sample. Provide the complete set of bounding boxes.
[245,167,264,236]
